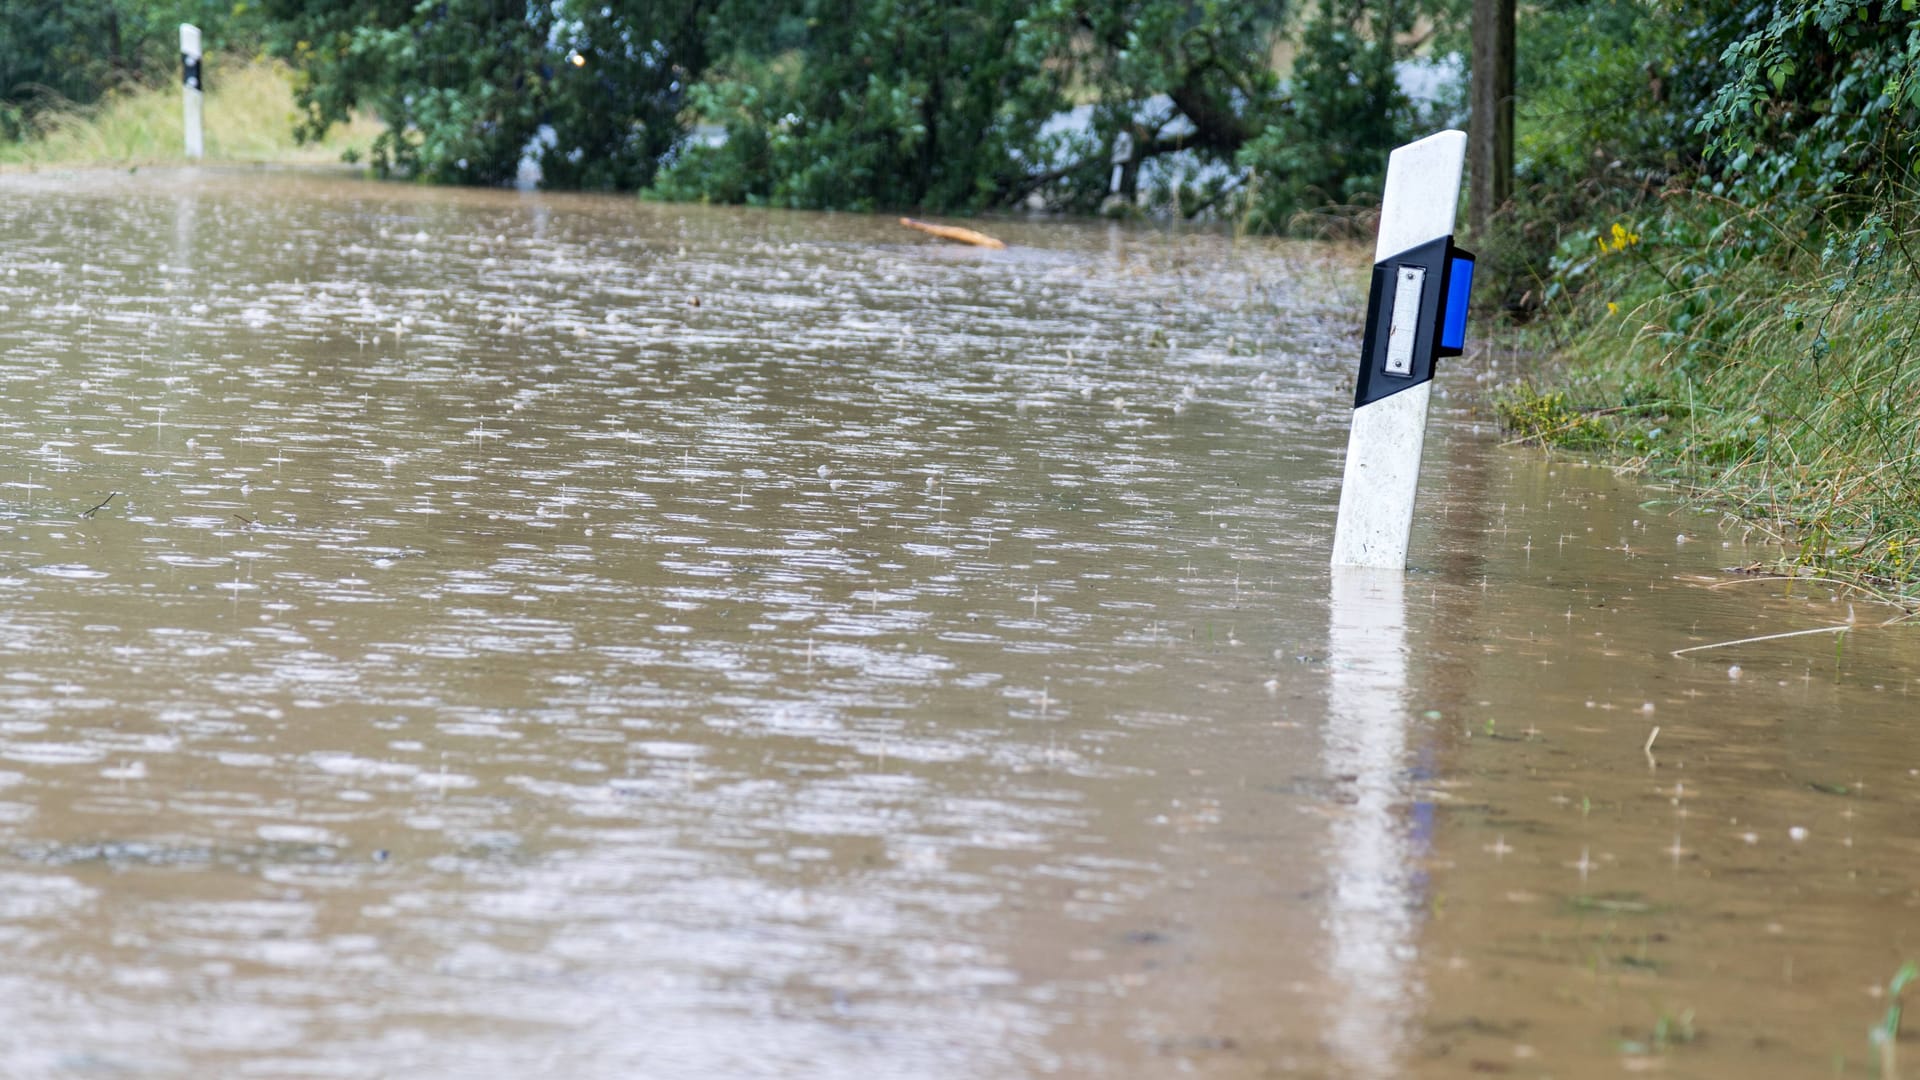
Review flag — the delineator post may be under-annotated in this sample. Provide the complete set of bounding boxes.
[1330,130,1473,570]
[181,24,204,160]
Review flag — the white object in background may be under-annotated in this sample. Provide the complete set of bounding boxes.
[181,24,204,160]
[1330,129,1467,569]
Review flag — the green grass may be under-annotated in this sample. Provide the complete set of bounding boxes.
[0,60,381,169]
[1496,197,1920,607]
[1873,962,1916,1077]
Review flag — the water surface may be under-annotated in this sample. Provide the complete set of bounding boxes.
[0,168,1914,1078]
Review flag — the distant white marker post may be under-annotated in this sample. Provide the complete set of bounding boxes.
[180,24,204,160]
[1330,130,1475,570]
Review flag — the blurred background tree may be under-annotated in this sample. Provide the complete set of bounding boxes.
[651,0,1067,211]
[3,0,1913,244]
[260,0,716,188]
[248,0,1461,223]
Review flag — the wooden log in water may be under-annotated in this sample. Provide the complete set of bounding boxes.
[898,217,1007,250]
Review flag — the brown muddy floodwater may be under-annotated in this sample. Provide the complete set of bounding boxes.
[0,168,1913,1079]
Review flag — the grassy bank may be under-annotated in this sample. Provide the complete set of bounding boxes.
[1498,199,1920,609]
[0,60,380,169]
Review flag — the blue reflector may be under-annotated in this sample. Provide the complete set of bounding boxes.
[1441,255,1474,351]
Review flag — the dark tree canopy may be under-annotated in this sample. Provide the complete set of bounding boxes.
[6,0,1913,235]
[264,0,719,188]
[255,0,1451,224]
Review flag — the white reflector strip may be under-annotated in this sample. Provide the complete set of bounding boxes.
[1384,266,1424,376]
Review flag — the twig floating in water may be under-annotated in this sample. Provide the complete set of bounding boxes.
[1670,623,1851,658]
[79,492,120,518]
[1643,725,1660,770]
[899,217,1006,250]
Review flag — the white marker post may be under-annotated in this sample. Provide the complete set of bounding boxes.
[180,24,204,160]
[1330,130,1472,569]
[1319,136,1470,1067]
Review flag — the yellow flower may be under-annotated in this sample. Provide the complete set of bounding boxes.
[1607,301,1619,314]
[1607,223,1641,251]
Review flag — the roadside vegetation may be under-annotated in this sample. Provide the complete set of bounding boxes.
[1503,211,1920,603]
[1495,0,1920,603]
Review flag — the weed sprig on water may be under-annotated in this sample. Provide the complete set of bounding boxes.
[1873,961,1916,1078]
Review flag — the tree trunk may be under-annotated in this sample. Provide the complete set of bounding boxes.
[1468,0,1515,242]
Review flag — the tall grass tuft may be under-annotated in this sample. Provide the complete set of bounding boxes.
[1500,196,1920,603]
[0,60,380,168]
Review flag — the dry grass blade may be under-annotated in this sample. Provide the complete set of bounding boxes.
[1671,624,1852,658]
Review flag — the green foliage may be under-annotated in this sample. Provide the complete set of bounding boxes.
[1516,1,1729,193]
[1503,0,1920,306]
[1875,962,1917,1048]
[1236,0,1409,231]
[1872,961,1917,1076]
[263,0,717,187]
[1482,0,1745,311]
[1506,0,1920,590]
[655,0,1305,215]
[1493,386,1610,449]
[1036,0,1290,215]
[1533,195,1920,592]
[0,59,380,166]
[653,0,1067,212]
[1699,0,1920,206]
[254,0,1451,225]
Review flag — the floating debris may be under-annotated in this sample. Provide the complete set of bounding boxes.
[898,217,1007,249]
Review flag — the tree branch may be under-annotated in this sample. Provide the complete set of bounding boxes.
[1165,79,1253,153]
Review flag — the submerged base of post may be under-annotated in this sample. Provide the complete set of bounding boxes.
[1331,382,1432,568]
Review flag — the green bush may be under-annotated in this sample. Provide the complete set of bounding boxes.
[1235,0,1410,232]
[263,0,713,187]
[652,0,1065,212]
[260,0,1452,226]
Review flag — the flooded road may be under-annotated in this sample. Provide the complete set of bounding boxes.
[0,168,1913,1078]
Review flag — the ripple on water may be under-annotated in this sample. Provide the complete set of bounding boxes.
[3,169,1905,1080]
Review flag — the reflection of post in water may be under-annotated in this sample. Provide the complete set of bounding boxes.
[164,191,199,451]
[1323,566,1422,1077]
[174,192,195,273]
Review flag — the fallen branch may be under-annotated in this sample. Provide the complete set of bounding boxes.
[899,217,1006,250]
